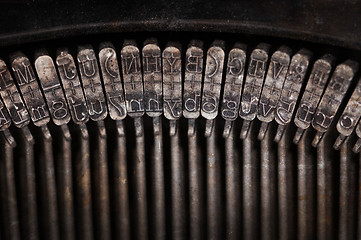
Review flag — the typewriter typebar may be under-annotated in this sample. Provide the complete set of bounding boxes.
[0,10,361,239]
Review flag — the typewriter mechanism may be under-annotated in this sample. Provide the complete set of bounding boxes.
[0,1,361,240]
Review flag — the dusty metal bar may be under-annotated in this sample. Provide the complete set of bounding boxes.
[56,125,75,240]
[150,116,166,240]
[93,121,111,240]
[317,135,334,240]
[339,138,357,240]
[92,121,111,240]
[225,123,241,240]
[142,39,165,240]
[38,126,59,240]
[113,120,130,240]
[207,123,221,240]
[2,129,16,148]
[278,127,296,240]
[188,119,204,240]
[239,120,251,139]
[75,124,93,240]
[0,132,20,240]
[171,122,186,240]
[274,124,286,143]
[260,128,277,240]
[17,127,38,240]
[222,120,232,138]
[205,119,214,137]
[297,129,316,240]
[242,124,259,240]
[257,122,269,141]
[133,117,148,240]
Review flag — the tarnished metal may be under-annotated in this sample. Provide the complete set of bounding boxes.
[170,124,186,240]
[221,43,246,138]
[339,138,357,240]
[75,124,93,240]
[335,77,361,149]
[99,42,127,120]
[275,49,312,142]
[257,46,291,140]
[113,121,130,240]
[260,128,277,240]
[2,36,361,240]
[56,48,89,124]
[163,42,182,136]
[143,38,163,117]
[92,121,111,240]
[207,123,221,240]
[0,99,11,132]
[37,126,59,240]
[297,129,316,240]
[278,126,296,240]
[240,43,270,139]
[225,124,241,240]
[201,40,225,137]
[121,40,144,118]
[0,134,20,240]
[34,50,71,126]
[183,40,203,120]
[0,59,30,128]
[188,120,205,240]
[150,117,166,240]
[77,45,108,121]
[312,60,359,147]
[11,52,50,127]
[132,117,148,239]
[317,133,334,240]
[242,123,260,240]
[17,127,38,240]
[294,55,335,144]
[56,126,75,240]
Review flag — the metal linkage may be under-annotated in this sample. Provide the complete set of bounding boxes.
[221,43,246,138]
[1,37,361,240]
[257,46,291,141]
[201,40,225,137]
[240,43,270,139]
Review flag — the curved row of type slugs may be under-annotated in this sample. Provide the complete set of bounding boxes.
[0,39,360,151]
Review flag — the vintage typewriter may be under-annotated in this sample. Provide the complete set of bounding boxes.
[0,0,361,240]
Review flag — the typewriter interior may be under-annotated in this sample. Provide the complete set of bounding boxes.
[1,1,361,240]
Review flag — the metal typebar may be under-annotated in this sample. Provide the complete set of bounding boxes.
[92,121,111,240]
[170,122,186,240]
[278,126,296,240]
[56,126,75,240]
[150,117,166,240]
[260,126,277,240]
[339,138,357,240]
[17,127,38,240]
[75,124,93,240]
[242,123,259,240]
[297,129,316,240]
[37,127,59,240]
[206,122,221,240]
[225,123,241,240]
[317,133,334,240]
[113,120,130,240]
[133,117,148,240]
[0,132,20,240]
[188,119,205,240]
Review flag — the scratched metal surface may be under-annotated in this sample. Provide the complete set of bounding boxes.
[0,36,361,240]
